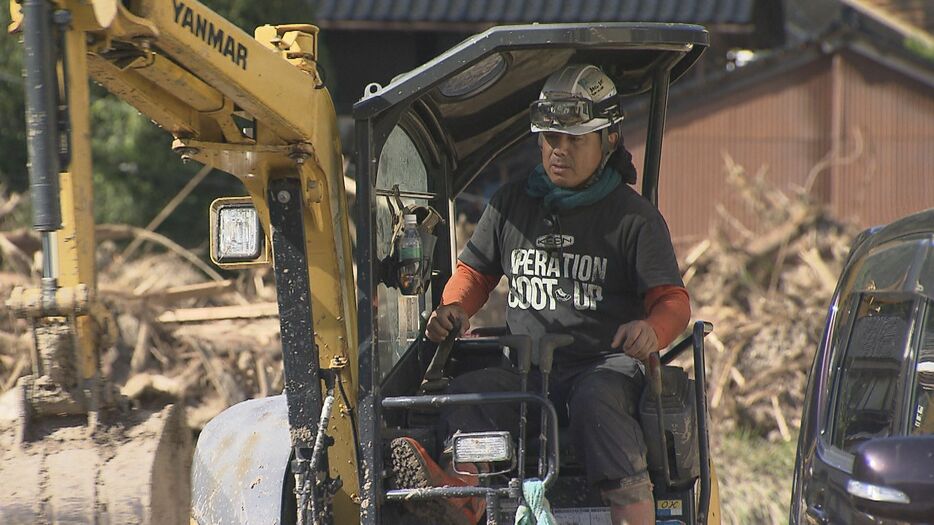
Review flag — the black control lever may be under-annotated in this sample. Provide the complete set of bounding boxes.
[500,335,533,376]
[537,334,574,477]
[647,351,672,488]
[420,320,461,393]
[496,335,532,482]
[538,335,572,375]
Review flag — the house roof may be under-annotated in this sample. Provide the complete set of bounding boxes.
[620,1,934,128]
[841,0,934,36]
[311,0,756,29]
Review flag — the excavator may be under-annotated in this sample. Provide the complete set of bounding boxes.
[2,1,720,523]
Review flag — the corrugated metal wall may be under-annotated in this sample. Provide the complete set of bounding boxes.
[626,51,934,248]
[832,51,934,226]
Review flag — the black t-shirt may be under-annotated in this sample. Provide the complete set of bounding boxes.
[459,178,684,366]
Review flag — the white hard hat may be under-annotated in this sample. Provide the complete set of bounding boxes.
[530,64,624,135]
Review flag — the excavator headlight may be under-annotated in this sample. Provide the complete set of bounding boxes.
[210,197,269,268]
[217,205,261,260]
[452,431,514,464]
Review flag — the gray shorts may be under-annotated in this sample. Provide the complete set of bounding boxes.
[438,353,650,489]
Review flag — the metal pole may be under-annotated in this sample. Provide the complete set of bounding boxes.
[518,373,529,482]
[486,491,500,525]
[641,69,671,208]
[648,352,671,488]
[268,178,325,524]
[693,321,712,524]
[537,335,571,479]
[354,119,381,525]
[500,336,532,484]
[40,234,56,291]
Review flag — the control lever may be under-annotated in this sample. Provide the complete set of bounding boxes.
[537,334,574,478]
[647,351,672,487]
[496,335,532,482]
[537,335,572,375]
[420,320,461,393]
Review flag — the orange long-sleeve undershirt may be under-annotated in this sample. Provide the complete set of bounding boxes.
[441,261,502,317]
[441,261,691,349]
[642,284,691,348]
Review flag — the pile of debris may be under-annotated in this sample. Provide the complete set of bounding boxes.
[0,188,34,395]
[96,242,282,429]
[1,195,283,429]
[680,157,858,442]
[672,159,859,524]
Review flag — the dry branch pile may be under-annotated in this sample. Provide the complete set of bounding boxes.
[1,192,283,429]
[97,251,282,429]
[675,158,861,524]
[681,157,858,442]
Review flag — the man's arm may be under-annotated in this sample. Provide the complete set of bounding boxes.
[611,284,691,361]
[426,261,502,342]
[441,261,502,317]
[643,284,691,348]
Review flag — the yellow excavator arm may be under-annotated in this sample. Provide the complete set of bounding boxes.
[8,0,360,520]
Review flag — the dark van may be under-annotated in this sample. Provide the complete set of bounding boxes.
[790,208,934,524]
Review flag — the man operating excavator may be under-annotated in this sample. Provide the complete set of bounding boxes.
[390,64,692,525]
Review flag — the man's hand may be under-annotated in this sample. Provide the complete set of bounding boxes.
[426,303,470,343]
[611,320,658,362]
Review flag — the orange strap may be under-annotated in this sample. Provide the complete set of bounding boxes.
[441,261,502,317]
[644,285,692,349]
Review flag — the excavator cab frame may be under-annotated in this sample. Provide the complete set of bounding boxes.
[351,23,720,524]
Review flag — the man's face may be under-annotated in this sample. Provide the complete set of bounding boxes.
[540,131,605,189]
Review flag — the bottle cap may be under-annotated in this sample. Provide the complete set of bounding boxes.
[404,214,417,225]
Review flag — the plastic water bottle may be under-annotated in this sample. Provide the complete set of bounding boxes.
[398,214,422,294]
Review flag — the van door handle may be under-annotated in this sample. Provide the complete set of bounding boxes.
[805,504,829,525]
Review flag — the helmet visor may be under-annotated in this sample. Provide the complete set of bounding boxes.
[530,97,623,131]
[530,98,593,128]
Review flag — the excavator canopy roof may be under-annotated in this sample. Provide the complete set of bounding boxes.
[353,22,709,195]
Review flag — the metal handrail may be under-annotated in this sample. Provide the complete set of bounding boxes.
[693,320,713,523]
[381,391,561,502]
[383,322,714,522]
[660,320,713,365]
[651,320,714,522]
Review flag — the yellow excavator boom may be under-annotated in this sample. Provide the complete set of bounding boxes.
[4,0,360,522]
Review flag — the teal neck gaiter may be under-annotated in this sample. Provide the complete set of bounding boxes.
[525,164,621,212]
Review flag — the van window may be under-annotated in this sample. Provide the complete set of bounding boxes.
[909,304,934,435]
[831,294,912,452]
